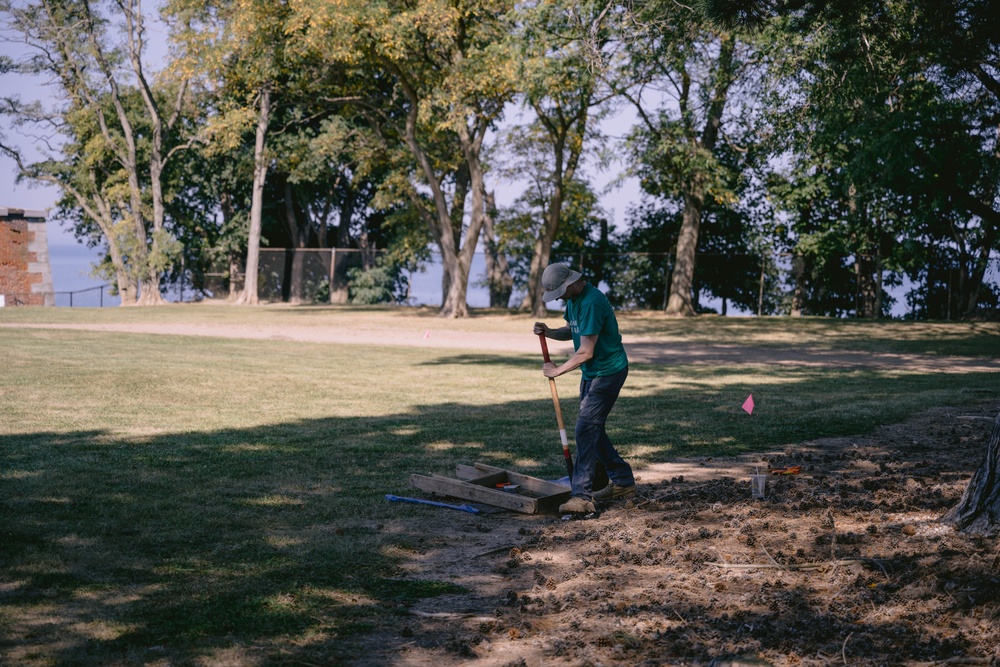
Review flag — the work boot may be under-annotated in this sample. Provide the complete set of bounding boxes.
[559,496,596,514]
[593,482,636,503]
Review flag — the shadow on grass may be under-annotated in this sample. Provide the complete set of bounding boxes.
[416,353,542,369]
[618,316,1000,357]
[2,369,999,665]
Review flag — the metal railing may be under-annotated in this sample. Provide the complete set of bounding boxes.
[54,284,113,307]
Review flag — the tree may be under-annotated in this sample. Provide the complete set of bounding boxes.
[159,140,252,300]
[1,0,195,305]
[605,202,680,310]
[292,0,517,317]
[607,181,777,314]
[706,0,1000,319]
[697,186,783,316]
[238,82,271,306]
[776,4,954,318]
[265,88,428,305]
[510,0,613,316]
[707,0,1000,536]
[494,125,610,308]
[610,1,746,316]
[166,0,304,306]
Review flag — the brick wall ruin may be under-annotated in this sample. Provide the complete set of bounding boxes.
[0,207,54,307]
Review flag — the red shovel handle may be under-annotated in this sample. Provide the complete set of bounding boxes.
[538,333,573,478]
[538,333,552,363]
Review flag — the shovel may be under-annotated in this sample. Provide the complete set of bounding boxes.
[539,334,574,479]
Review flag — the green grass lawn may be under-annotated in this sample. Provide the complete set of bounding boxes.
[1,306,998,664]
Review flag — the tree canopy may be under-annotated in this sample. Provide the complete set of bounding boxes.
[1,0,997,318]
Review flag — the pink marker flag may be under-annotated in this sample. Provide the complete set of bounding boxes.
[742,394,755,415]
[423,330,430,339]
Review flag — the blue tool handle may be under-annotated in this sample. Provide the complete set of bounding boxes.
[385,494,480,514]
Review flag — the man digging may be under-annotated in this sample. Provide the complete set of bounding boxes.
[533,263,636,515]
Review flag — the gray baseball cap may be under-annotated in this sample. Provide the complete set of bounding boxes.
[541,263,583,301]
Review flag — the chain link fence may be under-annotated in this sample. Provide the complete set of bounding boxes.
[204,248,373,303]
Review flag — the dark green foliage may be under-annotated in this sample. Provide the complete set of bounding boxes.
[348,256,409,304]
[696,0,778,29]
[605,203,680,310]
[725,0,1000,318]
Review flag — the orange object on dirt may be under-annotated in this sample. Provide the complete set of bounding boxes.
[768,466,801,475]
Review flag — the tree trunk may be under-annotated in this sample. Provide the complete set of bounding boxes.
[855,254,878,318]
[960,226,996,317]
[128,161,161,306]
[874,251,884,317]
[439,162,471,314]
[757,259,765,316]
[85,173,137,306]
[790,204,813,317]
[329,188,354,305]
[107,239,137,306]
[663,35,734,317]
[523,140,566,317]
[135,275,162,305]
[940,411,1000,535]
[522,223,558,315]
[665,184,704,316]
[482,191,513,308]
[237,86,271,306]
[440,261,471,317]
[82,3,164,307]
[439,119,490,318]
[114,265,137,305]
[290,250,306,303]
[283,179,307,304]
[520,97,589,317]
[228,253,243,301]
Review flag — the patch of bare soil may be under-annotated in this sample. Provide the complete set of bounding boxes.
[341,403,1000,667]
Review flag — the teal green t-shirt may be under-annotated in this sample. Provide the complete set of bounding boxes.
[564,282,628,380]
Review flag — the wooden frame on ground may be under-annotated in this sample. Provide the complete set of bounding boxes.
[410,462,572,514]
